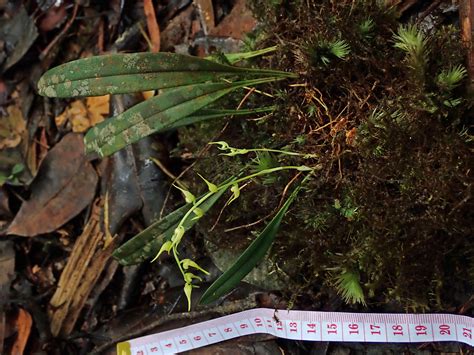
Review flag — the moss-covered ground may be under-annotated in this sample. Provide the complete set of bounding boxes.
[177,0,473,311]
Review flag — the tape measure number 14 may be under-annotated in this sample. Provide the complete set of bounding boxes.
[117,308,474,354]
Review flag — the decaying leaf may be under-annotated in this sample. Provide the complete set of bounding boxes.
[7,133,98,237]
[0,106,26,149]
[0,6,38,71]
[55,95,109,133]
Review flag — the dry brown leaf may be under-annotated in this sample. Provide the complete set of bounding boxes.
[10,308,32,355]
[209,0,256,40]
[55,96,109,133]
[0,106,26,150]
[38,4,67,32]
[86,95,109,126]
[7,133,98,237]
[142,90,155,100]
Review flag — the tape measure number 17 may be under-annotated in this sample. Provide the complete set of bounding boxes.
[117,308,474,354]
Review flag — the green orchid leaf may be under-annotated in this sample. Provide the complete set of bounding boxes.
[113,183,230,265]
[199,180,304,305]
[172,106,275,129]
[37,52,295,98]
[84,77,280,157]
[206,46,278,65]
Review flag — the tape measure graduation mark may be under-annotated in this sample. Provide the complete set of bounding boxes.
[117,308,474,354]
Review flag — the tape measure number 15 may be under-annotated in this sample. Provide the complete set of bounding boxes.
[117,308,474,354]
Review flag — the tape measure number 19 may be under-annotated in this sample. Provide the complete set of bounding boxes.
[117,308,474,354]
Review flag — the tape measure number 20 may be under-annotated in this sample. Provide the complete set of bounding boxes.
[117,308,474,354]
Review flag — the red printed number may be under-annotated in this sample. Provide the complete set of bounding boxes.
[307,323,317,334]
[415,325,427,336]
[254,318,264,327]
[289,322,298,333]
[392,325,404,335]
[370,324,381,335]
[463,328,472,339]
[194,335,202,341]
[224,328,233,333]
[150,347,158,352]
[348,323,359,334]
[439,324,451,335]
[208,332,216,337]
[240,323,249,329]
[165,343,172,348]
[179,339,187,345]
[327,323,338,334]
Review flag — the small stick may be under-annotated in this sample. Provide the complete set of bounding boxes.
[224,172,302,233]
[143,0,160,53]
[40,3,79,60]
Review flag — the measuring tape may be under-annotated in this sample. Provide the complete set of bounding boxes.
[116,308,474,354]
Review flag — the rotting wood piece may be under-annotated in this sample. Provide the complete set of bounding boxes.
[48,198,118,337]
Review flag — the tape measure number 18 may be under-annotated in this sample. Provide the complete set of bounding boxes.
[117,308,474,354]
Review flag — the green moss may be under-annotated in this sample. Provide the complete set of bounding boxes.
[178,0,472,310]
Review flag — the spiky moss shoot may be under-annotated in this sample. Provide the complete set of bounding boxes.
[177,0,473,311]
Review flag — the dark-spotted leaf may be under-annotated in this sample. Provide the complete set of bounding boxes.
[199,181,304,305]
[84,77,279,157]
[37,52,295,98]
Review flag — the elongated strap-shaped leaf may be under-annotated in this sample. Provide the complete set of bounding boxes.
[171,106,275,129]
[207,46,278,65]
[37,52,295,98]
[113,186,229,265]
[199,181,304,305]
[84,77,279,157]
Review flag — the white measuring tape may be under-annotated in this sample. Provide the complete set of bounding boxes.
[116,308,474,354]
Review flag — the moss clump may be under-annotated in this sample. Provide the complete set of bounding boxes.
[178,0,473,311]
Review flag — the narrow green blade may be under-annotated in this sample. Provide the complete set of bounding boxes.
[37,52,295,98]
[210,46,278,65]
[84,77,279,157]
[113,186,229,265]
[171,106,275,129]
[199,181,304,305]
